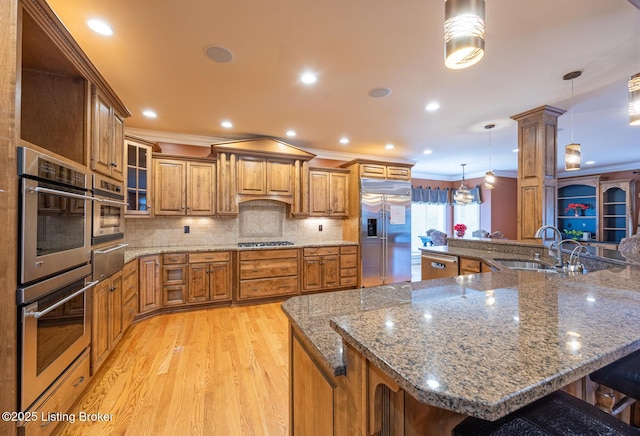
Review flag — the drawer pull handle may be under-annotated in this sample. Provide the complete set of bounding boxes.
[73,375,86,387]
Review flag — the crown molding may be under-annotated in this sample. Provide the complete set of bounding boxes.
[558,161,640,178]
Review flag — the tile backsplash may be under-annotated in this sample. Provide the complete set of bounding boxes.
[124,200,343,247]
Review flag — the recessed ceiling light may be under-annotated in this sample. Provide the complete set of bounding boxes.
[425,102,440,111]
[142,110,157,118]
[221,120,233,128]
[385,143,394,150]
[512,148,519,153]
[368,87,392,98]
[286,130,296,137]
[87,19,113,36]
[339,137,349,144]
[585,160,595,165]
[423,149,433,155]
[204,45,234,63]
[300,72,317,84]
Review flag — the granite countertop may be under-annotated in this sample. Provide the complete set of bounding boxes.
[281,266,640,421]
[124,240,357,263]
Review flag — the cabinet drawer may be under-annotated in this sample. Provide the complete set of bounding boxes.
[340,245,358,254]
[123,294,138,329]
[240,258,299,280]
[123,259,137,275]
[340,267,357,278]
[122,272,138,302]
[340,254,358,269]
[239,277,298,300]
[386,166,411,180]
[240,248,298,261]
[303,246,339,256]
[162,265,188,285]
[340,276,358,287]
[23,351,91,436]
[460,258,481,273]
[189,251,230,263]
[360,163,386,178]
[163,253,187,264]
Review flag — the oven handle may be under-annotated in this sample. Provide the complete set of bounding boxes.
[93,243,129,254]
[30,186,96,202]
[24,281,99,319]
[97,198,129,206]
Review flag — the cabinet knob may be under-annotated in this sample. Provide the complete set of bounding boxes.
[110,286,117,292]
[111,162,117,167]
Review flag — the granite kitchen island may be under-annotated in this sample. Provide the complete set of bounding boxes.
[282,265,640,435]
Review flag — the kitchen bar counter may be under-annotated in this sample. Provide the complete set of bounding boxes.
[282,265,640,428]
[124,240,357,263]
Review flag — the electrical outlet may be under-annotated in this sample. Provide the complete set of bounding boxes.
[184,225,190,234]
[318,224,323,232]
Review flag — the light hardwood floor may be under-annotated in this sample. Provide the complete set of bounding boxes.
[53,303,289,436]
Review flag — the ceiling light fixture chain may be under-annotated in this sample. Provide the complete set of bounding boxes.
[563,70,582,171]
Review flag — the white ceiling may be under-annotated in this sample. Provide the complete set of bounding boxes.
[47,0,640,180]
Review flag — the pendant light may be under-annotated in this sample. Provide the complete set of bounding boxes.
[484,123,495,189]
[444,0,486,69]
[454,164,474,204]
[563,71,582,171]
[629,73,640,125]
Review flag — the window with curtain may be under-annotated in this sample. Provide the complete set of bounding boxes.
[411,203,447,254]
[453,204,481,237]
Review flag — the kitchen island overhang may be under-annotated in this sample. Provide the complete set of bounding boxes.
[282,265,640,434]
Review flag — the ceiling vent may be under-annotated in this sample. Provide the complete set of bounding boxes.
[204,45,234,63]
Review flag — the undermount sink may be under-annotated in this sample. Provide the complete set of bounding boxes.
[494,259,559,273]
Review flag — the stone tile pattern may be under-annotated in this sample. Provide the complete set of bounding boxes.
[124,201,343,248]
[282,263,640,422]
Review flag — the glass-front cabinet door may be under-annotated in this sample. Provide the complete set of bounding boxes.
[125,136,156,217]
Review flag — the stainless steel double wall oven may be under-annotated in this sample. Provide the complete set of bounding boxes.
[17,147,97,411]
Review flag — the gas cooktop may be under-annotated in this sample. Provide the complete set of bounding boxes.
[237,241,295,248]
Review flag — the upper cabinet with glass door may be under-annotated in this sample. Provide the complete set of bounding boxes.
[125,135,156,217]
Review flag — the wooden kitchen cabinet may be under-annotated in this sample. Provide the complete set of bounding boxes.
[600,179,636,245]
[153,158,215,216]
[125,135,155,217]
[340,159,413,181]
[302,247,340,293]
[122,259,138,331]
[238,249,300,301]
[459,257,492,275]
[309,169,349,218]
[188,251,232,303]
[162,253,188,306]
[139,255,161,314]
[340,245,359,288]
[92,270,123,373]
[237,156,293,197]
[92,86,125,181]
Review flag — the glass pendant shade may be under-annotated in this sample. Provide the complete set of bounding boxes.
[565,143,581,171]
[444,0,486,69]
[629,73,640,126]
[454,164,474,204]
[484,170,495,189]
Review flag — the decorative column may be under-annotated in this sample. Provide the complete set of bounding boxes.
[511,105,566,242]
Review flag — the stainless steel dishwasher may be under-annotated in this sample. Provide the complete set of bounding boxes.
[421,252,459,280]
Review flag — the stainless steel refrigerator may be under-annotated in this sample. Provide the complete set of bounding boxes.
[360,178,412,287]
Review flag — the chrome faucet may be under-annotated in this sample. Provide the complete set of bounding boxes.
[568,244,590,273]
[533,225,564,267]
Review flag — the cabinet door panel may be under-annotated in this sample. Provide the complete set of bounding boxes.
[92,280,110,370]
[238,157,266,195]
[302,257,322,292]
[110,272,123,346]
[267,160,293,196]
[187,162,215,215]
[154,159,186,215]
[92,92,112,177]
[329,173,348,217]
[111,114,124,181]
[309,171,329,216]
[189,263,210,303]
[210,262,232,301]
[323,255,340,288]
[139,256,161,313]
